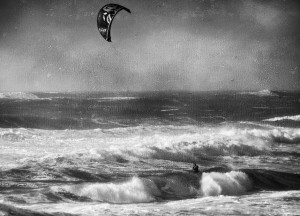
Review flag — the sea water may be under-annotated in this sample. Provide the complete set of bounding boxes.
[0,90,299,215]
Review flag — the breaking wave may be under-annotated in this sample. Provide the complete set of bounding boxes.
[48,169,300,204]
[51,173,251,203]
[95,97,139,102]
[93,126,300,162]
[53,177,159,203]
[1,124,299,170]
[0,92,39,100]
[239,90,277,97]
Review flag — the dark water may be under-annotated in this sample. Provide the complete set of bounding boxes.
[0,90,299,215]
[0,91,299,129]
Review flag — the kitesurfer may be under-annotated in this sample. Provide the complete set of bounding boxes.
[192,163,199,173]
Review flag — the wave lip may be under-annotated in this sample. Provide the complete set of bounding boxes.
[0,92,39,100]
[263,115,300,122]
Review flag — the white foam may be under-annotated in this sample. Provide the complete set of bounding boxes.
[0,92,39,100]
[200,171,252,196]
[239,90,277,96]
[0,125,270,166]
[95,97,138,102]
[56,177,160,203]
[263,115,300,122]
[2,124,299,169]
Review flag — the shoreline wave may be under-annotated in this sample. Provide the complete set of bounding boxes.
[39,169,300,203]
[1,168,299,205]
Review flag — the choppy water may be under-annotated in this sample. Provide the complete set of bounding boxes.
[0,90,300,215]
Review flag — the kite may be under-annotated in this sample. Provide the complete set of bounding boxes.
[97,4,131,42]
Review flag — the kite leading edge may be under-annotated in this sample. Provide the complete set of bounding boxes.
[97,4,131,42]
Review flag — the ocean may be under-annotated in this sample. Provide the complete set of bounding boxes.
[0,90,299,216]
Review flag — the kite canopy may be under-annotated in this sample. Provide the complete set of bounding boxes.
[97,4,131,42]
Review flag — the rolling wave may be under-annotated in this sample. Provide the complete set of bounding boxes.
[1,125,299,169]
[1,163,300,204]
[52,177,158,203]
[46,169,300,204]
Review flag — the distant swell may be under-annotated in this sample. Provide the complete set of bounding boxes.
[96,97,138,102]
[239,90,277,97]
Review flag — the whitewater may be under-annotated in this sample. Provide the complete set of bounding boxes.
[0,91,300,215]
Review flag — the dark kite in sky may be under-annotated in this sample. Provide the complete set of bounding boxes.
[97,4,131,42]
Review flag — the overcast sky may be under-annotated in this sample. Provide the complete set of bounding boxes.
[0,0,299,92]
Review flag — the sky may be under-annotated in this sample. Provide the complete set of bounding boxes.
[0,0,299,92]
